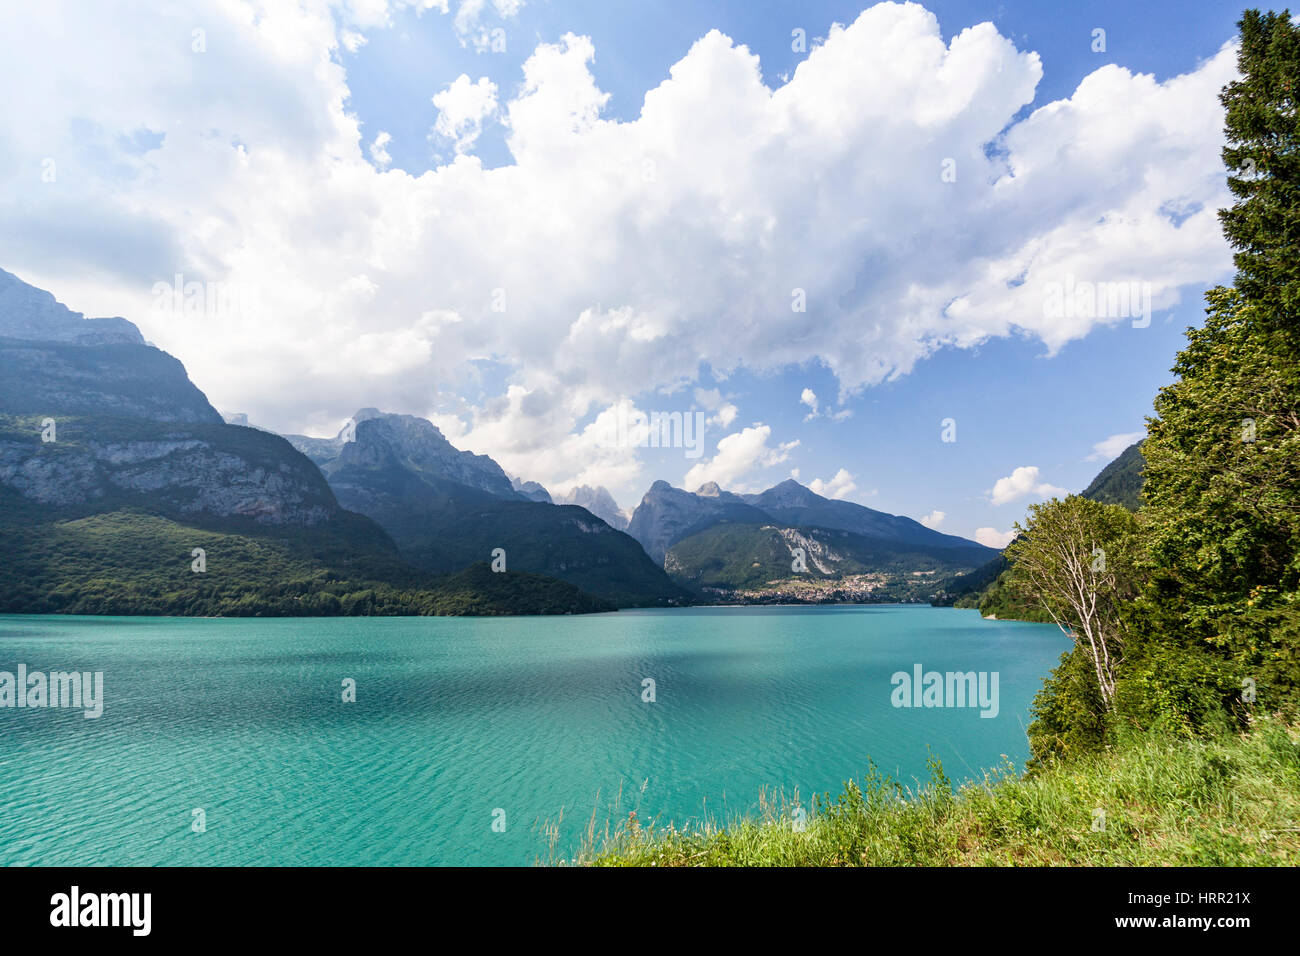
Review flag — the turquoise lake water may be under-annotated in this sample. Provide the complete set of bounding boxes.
[0,606,1068,866]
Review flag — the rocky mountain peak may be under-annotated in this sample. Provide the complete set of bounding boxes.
[627,478,771,563]
[0,268,144,346]
[349,407,383,430]
[750,477,818,508]
[313,410,521,500]
[511,475,553,503]
[555,484,627,530]
[628,474,992,568]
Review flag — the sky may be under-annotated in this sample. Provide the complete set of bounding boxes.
[0,0,1249,545]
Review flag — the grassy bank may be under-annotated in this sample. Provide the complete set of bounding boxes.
[577,719,1300,866]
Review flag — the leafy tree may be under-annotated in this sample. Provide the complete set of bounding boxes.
[1021,10,1300,756]
[1133,7,1300,719]
[1025,645,1108,770]
[1005,496,1140,711]
[1139,286,1300,717]
[929,8,1300,768]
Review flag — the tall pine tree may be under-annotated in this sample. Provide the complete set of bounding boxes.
[1219,9,1300,354]
[1137,9,1300,722]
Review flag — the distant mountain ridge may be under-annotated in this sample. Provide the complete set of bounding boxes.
[286,410,688,607]
[0,271,329,525]
[328,412,521,500]
[0,270,221,425]
[511,476,552,503]
[627,480,771,564]
[553,484,628,530]
[628,476,991,564]
[286,409,525,502]
[666,521,994,603]
[741,478,989,550]
[626,476,995,603]
[0,268,614,616]
[0,267,142,346]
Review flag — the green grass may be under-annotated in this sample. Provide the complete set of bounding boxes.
[572,718,1300,866]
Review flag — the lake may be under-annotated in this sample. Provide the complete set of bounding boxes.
[0,606,1068,866]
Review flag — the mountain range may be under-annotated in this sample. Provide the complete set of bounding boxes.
[0,266,1004,615]
[553,485,630,531]
[0,269,617,615]
[625,476,996,602]
[283,412,685,607]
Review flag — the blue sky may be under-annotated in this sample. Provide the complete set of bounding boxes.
[0,0,1249,545]
[348,0,1242,174]
[341,0,1240,537]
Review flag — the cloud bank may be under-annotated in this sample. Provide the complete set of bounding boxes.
[0,1,1237,500]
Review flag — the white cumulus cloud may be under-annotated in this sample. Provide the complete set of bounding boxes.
[368,130,393,168]
[975,527,1016,549]
[808,467,857,500]
[990,466,1067,506]
[920,509,946,528]
[431,74,499,153]
[0,2,1239,495]
[684,425,798,492]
